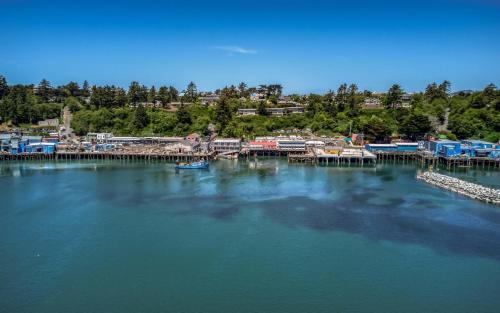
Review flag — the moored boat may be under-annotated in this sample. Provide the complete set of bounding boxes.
[175,160,209,169]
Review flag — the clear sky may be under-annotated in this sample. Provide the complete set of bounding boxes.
[1,0,499,94]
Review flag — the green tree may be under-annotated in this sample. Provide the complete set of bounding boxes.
[323,90,337,118]
[215,97,232,130]
[183,81,198,102]
[361,116,392,142]
[347,83,360,116]
[1,85,36,124]
[128,81,147,105]
[176,102,192,125]
[386,84,403,109]
[36,79,52,102]
[65,81,80,97]
[257,100,268,116]
[399,111,432,140]
[0,75,8,99]
[81,80,90,97]
[148,86,157,105]
[238,82,250,98]
[335,83,348,111]
[133,104,148,129]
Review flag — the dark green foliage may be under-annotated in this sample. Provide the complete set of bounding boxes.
[0,75,9,99]
[399,110,433,140]
[0,74,497,142]
[215,97,233,131]
[176,102,192,127]
[183,81,198,102]
[386,84,403,109]
[36,79,52,102]
[90,85,127,108]
[127,81,148,105]
[148,86,157,104]
[0,84,36,124]
[335,83,348,112]
[157,86,178,107]
[361,116,392,142]
[257,100,268,116]
[133,104,149,129]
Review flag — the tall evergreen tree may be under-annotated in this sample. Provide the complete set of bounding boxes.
[133,104,148,129]
[0,75,8,99]
[82,80,90,97]
[148,86,157,105]
[386,84,404,109]
[128,81,146,105]
[257,100,268,116]
[215,97,232,130]
[183,81,198,102]
[36,79,52,102]
[176,102,192,125]
[335,83,348,111]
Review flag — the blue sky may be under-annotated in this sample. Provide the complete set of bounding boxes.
[1,0,499,93]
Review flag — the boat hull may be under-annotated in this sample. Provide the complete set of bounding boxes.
[175,162,209,169]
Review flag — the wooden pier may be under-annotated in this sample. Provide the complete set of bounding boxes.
[373,151,500,169]
[0,151,215,162]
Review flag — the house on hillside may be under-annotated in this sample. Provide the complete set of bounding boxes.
[361,98,382,109]
[237,109,257,116]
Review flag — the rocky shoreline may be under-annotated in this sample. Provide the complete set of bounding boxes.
[417,171,500,205]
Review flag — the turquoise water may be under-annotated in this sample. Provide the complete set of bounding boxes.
[1,159,500,313]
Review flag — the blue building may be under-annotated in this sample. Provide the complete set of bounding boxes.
[395,142,418,152]
[364,144,397,152]
[26,142,56,154]
[426,140,461,157]
[461,140,494,149]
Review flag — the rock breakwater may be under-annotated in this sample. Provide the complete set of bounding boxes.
[417,171,500,205]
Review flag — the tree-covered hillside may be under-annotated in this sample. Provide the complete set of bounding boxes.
[0,75,498,142]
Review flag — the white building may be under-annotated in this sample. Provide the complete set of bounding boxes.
[361,98,382,109]
[237,108,257,116]
[268,108,285,116]
[306,140,325,148]
[277,139,306,151]
[285,107,305,114]
[212,138,242,152]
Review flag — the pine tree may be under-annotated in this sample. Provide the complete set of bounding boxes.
[0,75,8,99]
[148,86,157,105]
[215,97,232,130]
[386,84,404,109]
[133,104,148,129]
[257,100,268,116]
[36,79,52,102]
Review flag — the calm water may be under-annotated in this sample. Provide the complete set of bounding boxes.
[1,159,500,313]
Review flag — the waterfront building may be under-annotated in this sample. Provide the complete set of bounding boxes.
[186,133,201,142]
[461,140,494,149]
[364,144,398,152]
[395,142,419,152]
[26,142,56,154]
[248,140,277,151]
[277,139,306,151]
[237,108,257,116]
[106,136,184,145]
[212,138,242,152]
[306,140,325,148]
[426,140,461,157]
